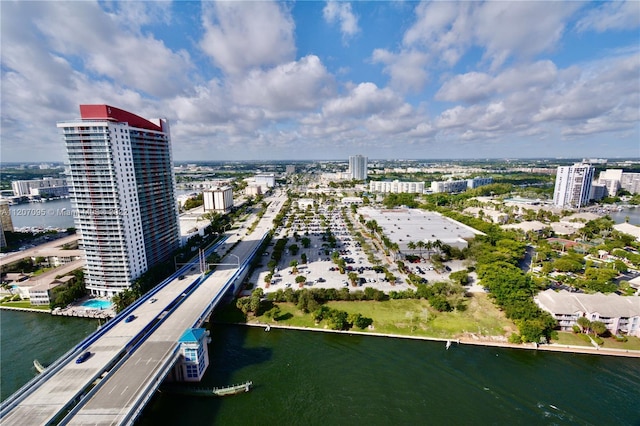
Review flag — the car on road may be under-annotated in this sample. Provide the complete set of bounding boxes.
[148,298,157,304]
[125,315,136,323]
[179,275,185,280]
[75,351,91,364]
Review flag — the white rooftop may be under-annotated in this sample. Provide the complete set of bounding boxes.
[535,289,640,318]
[357,207,484,249]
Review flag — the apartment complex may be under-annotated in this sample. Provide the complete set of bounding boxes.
[430,177,493,193]
[553,163,595,208]
[11,177,69,198]
[597,169,640,196]
[58,105,179,297]
[349,155,368,180]
[535,289,640,337]
[203,186,233,213]
[369,180,425,194]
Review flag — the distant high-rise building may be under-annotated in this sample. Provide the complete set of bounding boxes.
[597,169,623,196]
[58,105,179,297]
[285,165,296,174]
[349,155,368,180]
[553,163,595,208]
[597,169,640,196]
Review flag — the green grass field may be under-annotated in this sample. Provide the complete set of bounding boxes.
[0,300,50,310]
[215,293,517,340]
[553,331,640,351]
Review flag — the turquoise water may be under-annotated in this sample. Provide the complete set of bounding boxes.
[81,299,112,310]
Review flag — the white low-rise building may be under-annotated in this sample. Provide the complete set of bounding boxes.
[535,289,640,337]
[613,223,640,241]
[369,180,425,194]
[255,173,276,188]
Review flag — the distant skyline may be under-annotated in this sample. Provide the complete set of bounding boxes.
[1,1,639,162]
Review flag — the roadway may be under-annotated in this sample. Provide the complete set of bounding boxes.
[0,191,287,426]
[0,234,81,267]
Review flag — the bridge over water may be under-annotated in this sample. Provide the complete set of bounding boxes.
[0,192,286,425]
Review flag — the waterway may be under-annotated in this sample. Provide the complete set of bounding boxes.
[0,310,98,401]
[1,313,638,425]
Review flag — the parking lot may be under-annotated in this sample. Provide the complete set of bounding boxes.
[248,204,468,295]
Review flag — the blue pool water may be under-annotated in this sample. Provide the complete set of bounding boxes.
[81,299,112,310]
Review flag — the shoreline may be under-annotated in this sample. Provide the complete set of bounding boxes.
[229,321,640,359]
[0,304,113,319]
[0,305,51,314]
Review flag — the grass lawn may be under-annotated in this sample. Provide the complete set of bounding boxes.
[553,331,640,351]
[0,300,50,310]
[215,293,517,340]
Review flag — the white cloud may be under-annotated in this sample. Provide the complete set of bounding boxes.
[436,61,558,103]
[322,82,404,118]
[231,55,335,114]
[199,1,295,75]
[472,2,580,69]
[28,2,193,98]
[403,1,472,66]
[576,1,640,33]
[371,48,429,92]
[323,1,360,40]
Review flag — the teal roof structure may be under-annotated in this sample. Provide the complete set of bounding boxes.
[179,328,207,343]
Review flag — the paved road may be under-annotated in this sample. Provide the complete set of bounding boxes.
[0,234,81,267]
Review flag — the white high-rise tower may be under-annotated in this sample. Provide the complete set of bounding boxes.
[349,155,368,180]
[553,163,595,209]
[58,105,180,297]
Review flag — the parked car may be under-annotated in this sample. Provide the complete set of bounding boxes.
[75,351,91,364]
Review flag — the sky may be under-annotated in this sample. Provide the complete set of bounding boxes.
[1,1,639,162]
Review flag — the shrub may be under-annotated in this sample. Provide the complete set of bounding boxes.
[508,333,522,344]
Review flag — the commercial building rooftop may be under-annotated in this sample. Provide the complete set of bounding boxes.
[358,207,484,250]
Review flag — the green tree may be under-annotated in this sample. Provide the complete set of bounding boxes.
[577,316,591,333]
[591,321,607,336]
[348,271,359,286]
[289,259,299,274]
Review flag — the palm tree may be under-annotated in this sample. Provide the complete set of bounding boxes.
[289,259,299,274]
[432,239,443,256]
[407,241,416,256]
[424,241,433,260]
[416,241,425,259]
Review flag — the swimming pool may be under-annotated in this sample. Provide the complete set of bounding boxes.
[81,299,112,310]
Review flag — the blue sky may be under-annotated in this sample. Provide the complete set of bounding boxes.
[1,1,639,162]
